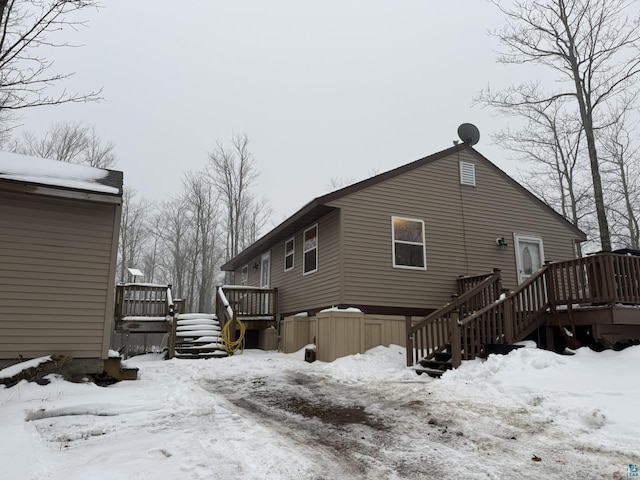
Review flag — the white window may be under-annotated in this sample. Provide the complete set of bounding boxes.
[392,216,426,270]
[303,225,318,275]
[459,161,476,186]
[284,238,294,271]
[240,265,248,286]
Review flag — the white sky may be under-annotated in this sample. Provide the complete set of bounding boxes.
[18,0,525,225]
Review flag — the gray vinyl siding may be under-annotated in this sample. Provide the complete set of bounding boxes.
[270,210,342,314]
[0,191,119,359]
[329,149,580,309]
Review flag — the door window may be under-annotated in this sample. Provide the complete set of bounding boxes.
[514,235,544,283]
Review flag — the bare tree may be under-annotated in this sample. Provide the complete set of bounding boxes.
[117,188,150,283]
[482,92,593,255]
[481,0,640,251]
[239,195,272,249]
[207,134,269,260]
[599,110,640,249]
[11,120,117,168]
[183,172,223,311]
[83,125,117,168]
[157,196,190,304]
[327,176,355,191]
[0,0,101,129]
[140,214,164,284]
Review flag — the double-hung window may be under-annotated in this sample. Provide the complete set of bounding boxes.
[392,216,426,269]
[284,238,294,271]
[240,265,248,286]
[303,225,318,275]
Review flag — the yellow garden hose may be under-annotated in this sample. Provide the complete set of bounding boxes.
[221,318,246,355]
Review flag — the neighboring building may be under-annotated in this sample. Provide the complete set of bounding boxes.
[221,144,586,359]
[0,152,123,373]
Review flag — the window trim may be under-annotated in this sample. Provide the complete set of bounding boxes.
[284,237,295,272]
[391,216,427,270]
[240,264,249,286]
[303,224,318,276]
[459,161,476,186]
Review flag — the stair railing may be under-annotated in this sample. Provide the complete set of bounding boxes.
[411,252,640,370]
[406,270,502,367]
[454,265,550,367]
[215,286,235,329]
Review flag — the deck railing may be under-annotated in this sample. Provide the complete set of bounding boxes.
[114,283,177,318]
[215,285,278,328]
[407,252,640,369]
[547,252,640,305]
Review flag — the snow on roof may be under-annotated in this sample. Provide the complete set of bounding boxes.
[0,151,121,195]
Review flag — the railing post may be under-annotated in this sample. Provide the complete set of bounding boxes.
[503,295,514,343]
[492,268,502,300]
[544,262,555,307]
[168,315,177,359]
[115,284,124,318]
[450,309,462,368]
[405,315,414,367]
[605,252,617,305]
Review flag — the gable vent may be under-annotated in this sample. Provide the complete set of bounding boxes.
[459,161,476,186]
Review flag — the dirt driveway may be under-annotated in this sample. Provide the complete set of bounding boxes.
[204,366,628,479]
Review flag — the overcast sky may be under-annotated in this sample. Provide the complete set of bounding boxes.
[19,0,526,225]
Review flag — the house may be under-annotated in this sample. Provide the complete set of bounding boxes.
[0,152,123,375]
[220,143,588,361]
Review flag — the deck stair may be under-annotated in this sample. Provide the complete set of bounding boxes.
[415,346,454,377]
[408,252,640,374]
[174,313,228,359]
[408,267,548,375]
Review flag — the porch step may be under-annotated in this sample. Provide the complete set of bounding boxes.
[414,366,451,378]
[174,313,228,359]
[102,357,138,381]
[418,348,453,378]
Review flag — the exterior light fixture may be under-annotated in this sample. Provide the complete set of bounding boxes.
[496,237,508,249]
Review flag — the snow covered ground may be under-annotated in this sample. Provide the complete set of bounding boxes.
[1,344,639,479]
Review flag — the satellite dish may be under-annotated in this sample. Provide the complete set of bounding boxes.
[457,123,480,146]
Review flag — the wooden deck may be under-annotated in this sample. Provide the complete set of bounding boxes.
[114,283,182,334]
[407,252,640,372]
[112,284,278,358]
[215,285,278,330]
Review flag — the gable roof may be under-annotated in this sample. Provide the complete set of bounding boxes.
[221,143,586,271]
[0,151,123,196]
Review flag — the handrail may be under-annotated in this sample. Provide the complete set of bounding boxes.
[408,252,640,370]
[454,265,550,367]
[406,271,502,366]
[410,271,502,334]
[457,271,498,295]
[216,286,234,325]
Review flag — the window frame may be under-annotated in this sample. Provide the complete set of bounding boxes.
[240,264,249,286]
[284,237,295,272]
[391,216,427,270]
[303,224,318,275]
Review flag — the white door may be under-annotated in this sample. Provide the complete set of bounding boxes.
[260,252,271,312]
[514,234,545,284]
